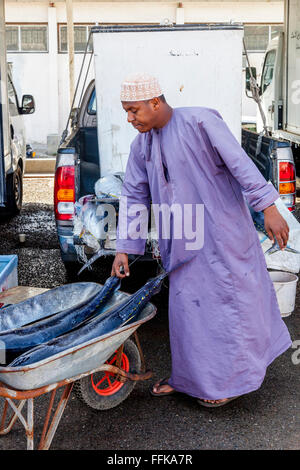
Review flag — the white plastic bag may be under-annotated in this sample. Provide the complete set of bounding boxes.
[94,173,124,198]
[260,198,300,273]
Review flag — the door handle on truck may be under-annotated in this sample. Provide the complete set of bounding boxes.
[10,124,14,140]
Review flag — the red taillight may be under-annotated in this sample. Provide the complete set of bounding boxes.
[279,162,295,182]
[54,166,75,221]
[278,161,296,211]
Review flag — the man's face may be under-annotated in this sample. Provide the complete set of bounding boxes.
[122,99,160,133]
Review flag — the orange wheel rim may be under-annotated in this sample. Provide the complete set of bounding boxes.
[90,351,130,396]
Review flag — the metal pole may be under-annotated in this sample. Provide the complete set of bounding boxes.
[66,0,75,109]
[38,389,57,450]
[243,38,269,136]
[27,399,34,450]
[41,384,73,451]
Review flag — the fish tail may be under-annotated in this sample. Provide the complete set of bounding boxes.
[285,245,300,254]
[77,249,114,276]
[166,254,196,275]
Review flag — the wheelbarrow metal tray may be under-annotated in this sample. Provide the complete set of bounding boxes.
[0,282,102,332]
[0,289,157,390]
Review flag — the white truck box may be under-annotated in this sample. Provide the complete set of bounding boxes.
[92,24,244,176]
[285,0,300,137]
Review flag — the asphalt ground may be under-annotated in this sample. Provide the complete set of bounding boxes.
[0,178,299,451]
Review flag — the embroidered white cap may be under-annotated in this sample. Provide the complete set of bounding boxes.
[120,73,162,102]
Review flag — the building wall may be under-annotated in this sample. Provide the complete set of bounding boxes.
[4,1,284,151]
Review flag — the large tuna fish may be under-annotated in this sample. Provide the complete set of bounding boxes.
[0,275,121,362]
[9,265,181,367]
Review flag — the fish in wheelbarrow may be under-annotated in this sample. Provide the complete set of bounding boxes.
[0,276,121,363]
[9,260,191,367]
[248,205,300,256]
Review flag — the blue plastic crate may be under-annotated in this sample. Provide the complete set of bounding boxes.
[0,255,18,292]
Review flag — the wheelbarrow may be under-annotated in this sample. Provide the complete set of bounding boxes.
[0,283,157,450]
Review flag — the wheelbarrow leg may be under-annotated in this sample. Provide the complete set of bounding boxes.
[0,398,34,450]
[0,399,26,436]
[27,398,34,450]
[38,383,73,450]
[0,383,73,450]
[38,389,57,449]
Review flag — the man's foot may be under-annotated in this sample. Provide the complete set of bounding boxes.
[202,399,228,404]
[197,396,240,408]
[149,377,176,397]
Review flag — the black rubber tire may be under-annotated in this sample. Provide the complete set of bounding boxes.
[6,165,23,215]
[63,261,82,281]
[73,339,141,410]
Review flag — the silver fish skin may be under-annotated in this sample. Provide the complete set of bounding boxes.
[0,275,121,361]
[9,259,192,367]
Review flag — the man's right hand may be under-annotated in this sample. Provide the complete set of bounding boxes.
[111,253,130,278]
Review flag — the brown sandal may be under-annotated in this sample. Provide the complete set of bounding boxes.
[149,377,176,397]
[197,396,240,408]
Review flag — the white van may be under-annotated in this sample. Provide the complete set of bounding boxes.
[0,0,35,215]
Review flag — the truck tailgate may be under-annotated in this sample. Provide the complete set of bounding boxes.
[242,128,275,183]
[242,127,296,211]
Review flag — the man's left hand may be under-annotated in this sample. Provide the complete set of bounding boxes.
[263,204,289,250]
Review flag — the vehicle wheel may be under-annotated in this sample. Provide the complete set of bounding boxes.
[73,339,141,410]
[6,166,23,215]
[63,261,82,281]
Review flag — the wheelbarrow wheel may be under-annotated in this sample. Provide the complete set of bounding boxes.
[73,339,141,410]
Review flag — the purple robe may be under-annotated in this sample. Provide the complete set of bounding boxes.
[116,107,292,400]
